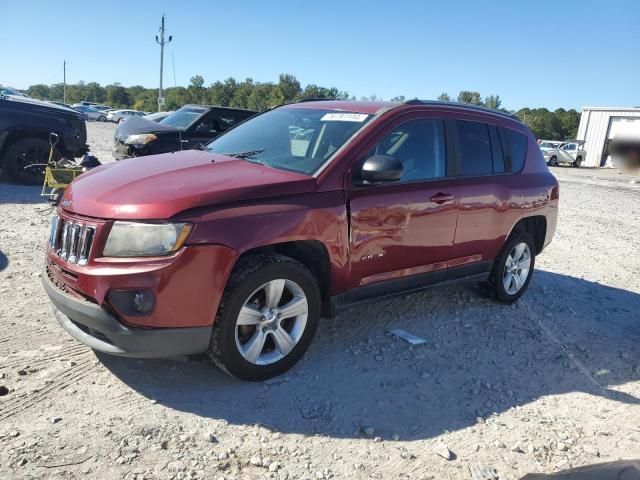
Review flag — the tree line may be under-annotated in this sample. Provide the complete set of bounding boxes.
[23,76,580,139]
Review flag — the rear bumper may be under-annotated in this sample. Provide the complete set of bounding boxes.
[42,271,212,358]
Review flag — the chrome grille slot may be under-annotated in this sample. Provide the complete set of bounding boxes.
[49,215,96,265]
[78,226,95,265]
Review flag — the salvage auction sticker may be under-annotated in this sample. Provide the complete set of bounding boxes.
[321,113,369,122]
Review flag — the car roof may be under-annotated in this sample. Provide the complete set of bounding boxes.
[284,100,396,114]
[181,104,257,113]
[282,99,522,123]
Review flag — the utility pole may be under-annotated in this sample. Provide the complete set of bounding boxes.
[63,60,66,104]
[155,15,172,112]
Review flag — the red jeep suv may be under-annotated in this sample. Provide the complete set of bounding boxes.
[42,100,558,380]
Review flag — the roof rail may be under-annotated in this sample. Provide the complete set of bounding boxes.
[403,99,521,122]
[297,98,339,103]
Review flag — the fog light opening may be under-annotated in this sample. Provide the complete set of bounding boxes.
[108,290,155,316]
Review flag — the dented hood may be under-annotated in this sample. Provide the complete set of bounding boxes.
[61,150,315,219]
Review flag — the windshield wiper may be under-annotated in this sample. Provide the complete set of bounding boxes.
[220,148,265,159]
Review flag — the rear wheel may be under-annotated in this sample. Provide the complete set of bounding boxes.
[482,232,536,304]
[207,254,321,381]
[573,156,582,167]
[98,115,106,122]
[548,156,558,167]
[3,138,60,184]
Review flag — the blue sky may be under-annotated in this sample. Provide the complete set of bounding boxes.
[1,0,638,110]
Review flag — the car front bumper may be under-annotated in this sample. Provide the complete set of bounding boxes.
[42,270,212,358]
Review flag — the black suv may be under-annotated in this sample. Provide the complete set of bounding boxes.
[0,95,88,183]
[113,104,257,160]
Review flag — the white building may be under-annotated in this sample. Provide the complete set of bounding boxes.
[576,107,640,167]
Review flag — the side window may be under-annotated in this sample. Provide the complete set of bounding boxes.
[489,126,505,173]
[505,128,527,172]
[455,120,493,176]
[363,118,446,182]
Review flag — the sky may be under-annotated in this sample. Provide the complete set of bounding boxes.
[1,0,638,111]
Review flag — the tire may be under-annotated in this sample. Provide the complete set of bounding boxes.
[549,156,558,167]
[482,232,536,304]
[207,254,321,381]
[573,156,582,167]
[3,138,61,184]
[99,115,106,122]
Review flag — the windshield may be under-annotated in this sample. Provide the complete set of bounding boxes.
[160,107,206,129]
[206,108,372,175]
[540,142,560,149]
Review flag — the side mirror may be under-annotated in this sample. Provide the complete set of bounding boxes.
[360,155,403,183]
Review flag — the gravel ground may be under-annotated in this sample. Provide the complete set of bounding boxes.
[1,122,639,480]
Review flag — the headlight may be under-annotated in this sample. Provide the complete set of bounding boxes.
[125,133,157,146]
[103,222,192,257]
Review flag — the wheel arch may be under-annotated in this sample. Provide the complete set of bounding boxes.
[234,240,332,314]
[507,215,547,254]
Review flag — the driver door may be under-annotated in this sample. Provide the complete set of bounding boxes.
[347,115,459,293]
[558,143,577,163]
[184,112,224,148]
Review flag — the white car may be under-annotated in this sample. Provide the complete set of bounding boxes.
[107,109,146,123]
[540,140,586,167]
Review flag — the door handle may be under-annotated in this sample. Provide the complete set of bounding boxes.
[429,192,455,204]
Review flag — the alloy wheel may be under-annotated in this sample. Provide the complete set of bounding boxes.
[234,279,308,365]
[503,242,531,295]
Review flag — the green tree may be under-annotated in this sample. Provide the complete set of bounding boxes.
[390,95,406,103]
[105,84,130,108]
[484,94,502,110]
[437,92,451,102]
[208,78,238,106]
[188,75,206,104]
[26,84,50,100]
[270,74,301,105]
[457,91,483,105]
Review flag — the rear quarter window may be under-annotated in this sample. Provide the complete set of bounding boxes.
[505,128,528,173]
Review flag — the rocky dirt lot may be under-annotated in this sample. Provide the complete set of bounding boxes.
[1,122,639,480]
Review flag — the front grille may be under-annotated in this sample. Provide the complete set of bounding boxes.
[50,214,96,265]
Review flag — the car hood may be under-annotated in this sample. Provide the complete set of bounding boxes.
[1,95,84,120]
[115,115,181,141]
[60,150,316,219]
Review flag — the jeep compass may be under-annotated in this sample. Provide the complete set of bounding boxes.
[42,100,559,380]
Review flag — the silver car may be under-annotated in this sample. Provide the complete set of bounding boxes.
[540,140,586,167]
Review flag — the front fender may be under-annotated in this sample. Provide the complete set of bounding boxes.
[178,191,350,292]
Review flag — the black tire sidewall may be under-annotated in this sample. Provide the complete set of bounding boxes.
[213,258,321,381]
[4,138,60,184]
[493,232,536,304]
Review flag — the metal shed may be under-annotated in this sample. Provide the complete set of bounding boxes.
[576,107,640,167]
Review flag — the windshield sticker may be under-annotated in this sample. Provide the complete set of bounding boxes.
[321,113,368,122]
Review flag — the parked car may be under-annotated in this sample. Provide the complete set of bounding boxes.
[42,100,558,380]
[107,109,145,123]
[92,104,112,112]
[0,86,29,98]
[143,111,172,122]
[113,105,256,159]
[73,105,107,122]
[0,95,88,183]
[541,140,586,167]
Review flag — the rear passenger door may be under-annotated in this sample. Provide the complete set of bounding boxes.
[449,119,524,277]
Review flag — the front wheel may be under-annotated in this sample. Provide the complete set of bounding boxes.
[3,138,61,184]
[207,254,321,380]
[548,156,558,167]
[99,115,106,122]
[482,232,536,304]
